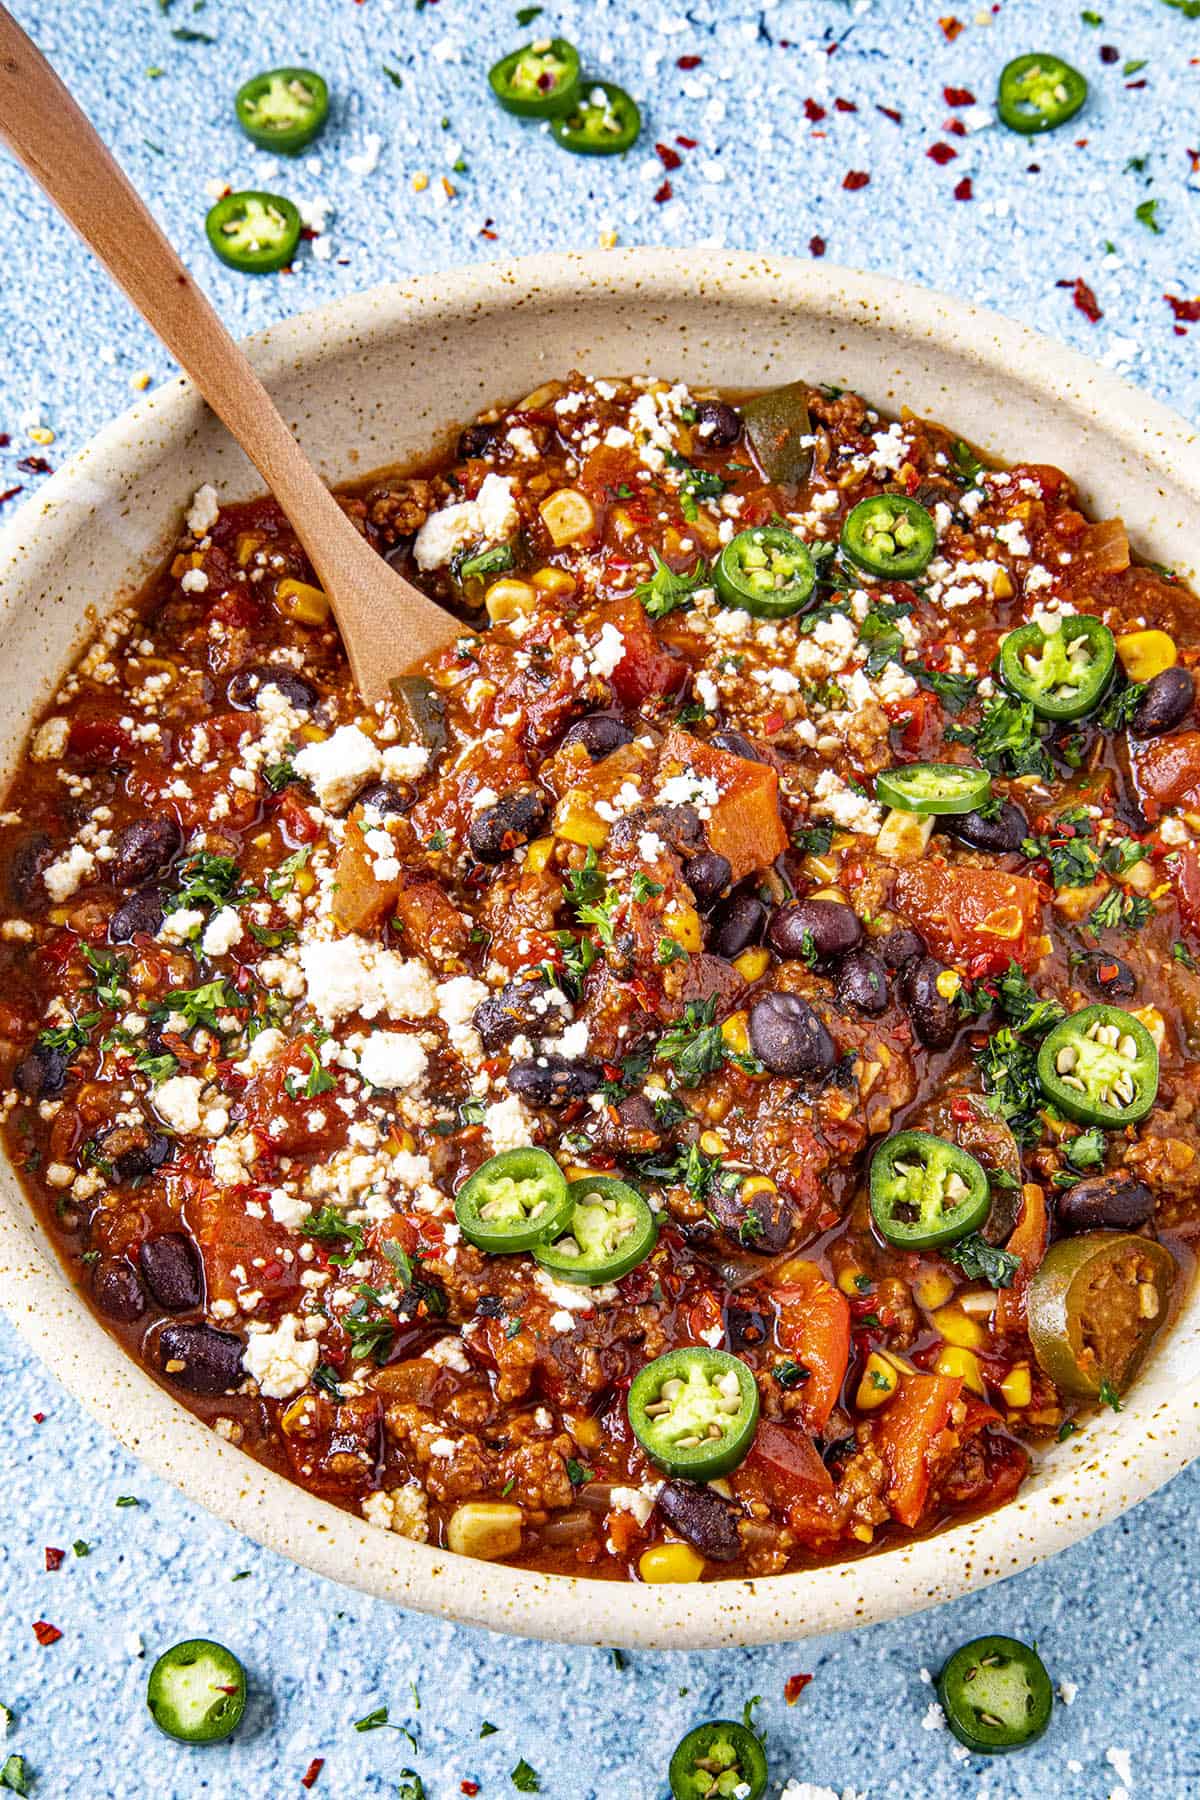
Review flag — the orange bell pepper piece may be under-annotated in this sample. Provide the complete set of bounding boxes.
[872,1370,963,1528]
[659,729,788,883]
[772,1264,851,1433]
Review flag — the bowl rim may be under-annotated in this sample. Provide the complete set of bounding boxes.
[1,245,1198,1649]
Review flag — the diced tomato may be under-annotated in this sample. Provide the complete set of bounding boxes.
[685,1289,724,1345]
[743,1420,837,1544]
[597,596,687,707]
[241,1037,349,1156]
[870,1370,962,1528]
[893,860,1044,974]
[65,713,133,762]
[772,1265,851,1433]
[277,789,321,844]
[995,1183,1048,1337]
[1134,730,1200,813]
[187,1184,302,1307]
[1168,844,1200,933]
[658,729,788,882]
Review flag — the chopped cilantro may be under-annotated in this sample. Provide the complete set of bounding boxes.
[511,1759,541,1793]
[772,1359,810,1389]
[1058,1418,1080,1440]
[792,821,834,857]
[0,1756,29,1796]
[1088,887,1153,933]
[72,1539,90,1557]
[265,845,312,901]
[1135,197,1162,234]
[301,1206,365,1268]
[943,1233,1021,1288]
[950,438,985,485]
[947,694,1054,781]
[343,1289,396,1364]
[1066,1126,1107,1171]
[1172,939,1198,971]
[284,1044,336,1101]
[655,997,728,1086]
[633,551,710,620]
[262,748,298,792]
[656,936,688,966]
[480,1720,500,1738]
[565,1458,592,1486]
[1098,1377,1123,1412]
[35,1013,99,1058]
[631,871,664,903]
[115,1495,139,1508]
[165,850,252,915]
[84,946,128,1010]
[150,978,236,1034]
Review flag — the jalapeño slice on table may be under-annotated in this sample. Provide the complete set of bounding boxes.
[1027,1231,1176,1399]
[628,1347,759,1480]
[146,1638,247,1744]
[714,526,816,617]
[669,1719,769,1800]
[234,67,329,153]
[869,1131,990,1250]
[534,1175,658,1285]
[841,493,937,579]
[999,615,1116,720]
[997,53,1087,136]
[550,81,642,154]
[454,1147,572,1252]
[875,762,992,815]
[205,191,301,274]
[488,38,581,118]
[1036,1005,1158,1128]
[937,1636,1053,1754]
[740,381,814,487]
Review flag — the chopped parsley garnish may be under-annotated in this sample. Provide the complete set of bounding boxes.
[151,978,237,1034]
[1098,681,1146,731]
[630,871,664,903]
[943,1233,1021,1288]
[457,541,514,584]
[772,1359,810,1389]
[511,1760,541,1793]
[84,946,128,1010]
[633,550,710,619]
[655,997,729,1086]
[976,1026,1044,1146]
[656,936,688,966]
[1172,939,1198,971]
[134,1048,178,1085]
[1135,197,1162,234]
[301,1206,365,1268]
[266,845,312,901]
[662,448,726,522]
[1065,1126,1107,1171]
[910,662,976,713]
[72,1539,91,1558]
[0,1756,29,1796]
[35,1013,99,1057]
[165,850,253,915]
[284,1044,336,1100]
[312,1363,344,1397]
[947,694,1054,781]
[858,600,912,675]
[1088,887,1153,933]
[793,820,834,857]
[480,1721,499,1738]
[1098,1377,1123,1412]
[262,748,298,792]
[950,438,985,485]
[343,1289,396,1364]
[1021,809,1100,888]
[565,1458,592,1486]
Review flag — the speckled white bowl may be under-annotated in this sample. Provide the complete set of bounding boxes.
[0,249,1198,1648]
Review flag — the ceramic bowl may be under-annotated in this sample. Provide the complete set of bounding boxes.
[0,249,1198,1648]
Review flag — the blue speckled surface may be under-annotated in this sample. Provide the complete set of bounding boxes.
[1,1,1199,1794]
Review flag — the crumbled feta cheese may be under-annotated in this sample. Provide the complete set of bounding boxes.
[31,717,69,762]
[608,1482,662,1528]
[42,842,96,902]
[242,1313,320,1399]
[186,483,220,536]
[154,1075,206,1135]
[413,474,518,571]
[201,906,243,958]
[292,725,382,812]
[362,1483,430,1541]
[483,1092,533,1152]
[358,1031,428,1091]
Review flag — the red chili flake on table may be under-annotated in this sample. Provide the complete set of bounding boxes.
[33,1620,62,1645]
[0,432,10,446]
[655,142,682,171]
[834,97,857,112]
[461,1784,481,1797]
[810,235,826,257]
[843,170,870,191]
[1070,278,1103,323]
[675,135,697,149]
[1125,79,1147,91]
[1165,295,1200,322]
[954,176,974,201]
[877,104,902,124]
[300,1759,324,1790]
[479,227,497,241]
[0,486,22,506]
[944,85,975,106]
[676,54,701,69]
[804,97,826,122]
[927,142,958,164]
[939,16,964,40]
[44,1547,65,1571]
[32,1411,44,1423]
[763,710,786,735]
[784,1673,814,1705]
[653,180,673,204]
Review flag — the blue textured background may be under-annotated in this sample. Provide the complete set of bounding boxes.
[1,1,1198,1794]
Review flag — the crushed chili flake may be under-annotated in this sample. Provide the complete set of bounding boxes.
[876,104,902,124]
[655,142,682,171]
[944,85,976,106]
[0,486,22,506]
[32,1411,44,1423]
[44,1547,65,1571]
[301,1759,324,1790]
[803,98,826,123]
[1125,79,1147,91]
[479,228,498,241]
[939,16,964,40]
[653,180,673,204]
[809,235,827,257]
[33,1620,62,1645]
[927,143,958,165]
[675,135,697,149]
[784,1672,815,1705]
[954,176,974,201]
[0,432,10,447]
[1165,295,1200,323]
[461,1784,481,1797]
[15,455,49,475]
[1070,278,1103,323]
[843,170,870,191]
[676,54,701,70]
[945,118,967,137]
[834,97,857,113]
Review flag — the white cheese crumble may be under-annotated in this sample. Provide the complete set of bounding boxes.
[186,483,220,536]
[413,474,518,571]
[242,1313,320,1399]
[358,1031,428,1091]
[292,725,382,812]
[362,1483,430,1541]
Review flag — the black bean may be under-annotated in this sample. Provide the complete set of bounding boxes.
[749,991,837,1076]
[708,893,766,960]
[139,1232,203,1311]
[767,898,862,965]
[14,1041,70,1099]
[356,781,413,817]
[158,1322,245,1395]
[7,832,52,907]
[708,730,763,762]
[112,817,183,889]
[93,1259,145,1322]
[507,1056,605,1107]
[693,401,742,449]
[609,804,703,855]
[96,1125,173,1184]
[1131,666,1194,739]
[588,1091,663,1155]
[899,956,959,1050]
[1086,952,1137,1000]
[109,886,164,943]
[656,1480,741,1562]
[877,927,925,970]
[560,713,635,761]
[835,949,889,1016]
[711,1182,795,1255]
[226,664,319,713]
[684,850,732,910]
[473,976,552,1051]
[722,1299,771,1354]
[1056,1173,1155,1233]
[467,791,548,863]
[457,422,496,459]
[944,800,1029,855]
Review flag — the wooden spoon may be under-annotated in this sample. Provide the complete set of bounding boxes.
[0,5,461,703]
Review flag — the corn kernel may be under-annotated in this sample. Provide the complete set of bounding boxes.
[295,869,316,897]
[876,809,936,862]
[936,1345,985,1395]
[720,1011,750,1057]
[912,1268,955,1312]
[1116,629,1176,683]
[235,532,262,567]
[599,228,619,250]
[571,1415,604,1451]
[531,567,575,597]
[935,969,962,1002]
[524,835,555,874]
[1131,1004,1166,1053]
[773,1257,819,1286]
[553,790,609,849]
[800,851,840,885]
[28,424,55,444]
[638,1541,705,1584]
[539,488,596,547]
[413,171,429,192]
[663,901,703,953]
[851,1523,875,1544]
[855,1352,899,1411]
[837,1266,868,1298]
[698,1130,727,1156]
[276,578,331,626]
[740,1175,777,1203]
[809,886,847,904]
[484,578,538,625]
[932,1304,986,1350]
[446,1502,523,1560]
[1000,1364,1033,1408]
[733,946,770,983]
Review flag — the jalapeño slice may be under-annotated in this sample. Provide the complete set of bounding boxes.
[998,54,1087,136]
[628,1347,759,1481]
[534,1175,657,1285]
[938,1636,1053,1754]
[1036,1005,1158,1128]
[714,526,816,617]
[146,1638,247,1744]
[454,1147,572,1252]
[205,191,301,274]
[488,38,581,119]
[1027,1231,1176,1399]
[669,1720,769,1800]
[841,493,936,579]
[870,1131,990,1249]
[235,68,329,154]
[551,81,642,155]
[875,763,992,816]
[999,615,1116,720]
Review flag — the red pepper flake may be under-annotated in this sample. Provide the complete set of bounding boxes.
[675,135,698,149]
[834,97,857,113]
[461,1785,481,1797]
[945,118,967,137]
[0,432,10,446]
[954,176,974,201]
[944,85,975,106]
[653,179,673,204]
[804,97,826,122]
[479,227,498,241]
[32,1411,44,1423]
[939,16,964,41]
[784,1673,814,1705]
[763,710,786,735]
[1126,79,1147,91]
[1165,295,1200,322]
[809,235,826,257]
[843,169,870,191]
[16,454,50,474]
[927,142,958,165]
[876,104,902,124]
[655,142,682,171]
[0,485,22,506]
[33,1620,62,1645]
[1070,277,1103,323]
[676,54,702,70]
[44,1547,65,1571]
[301,1759,324,1790]
[1098,961,1121,984]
